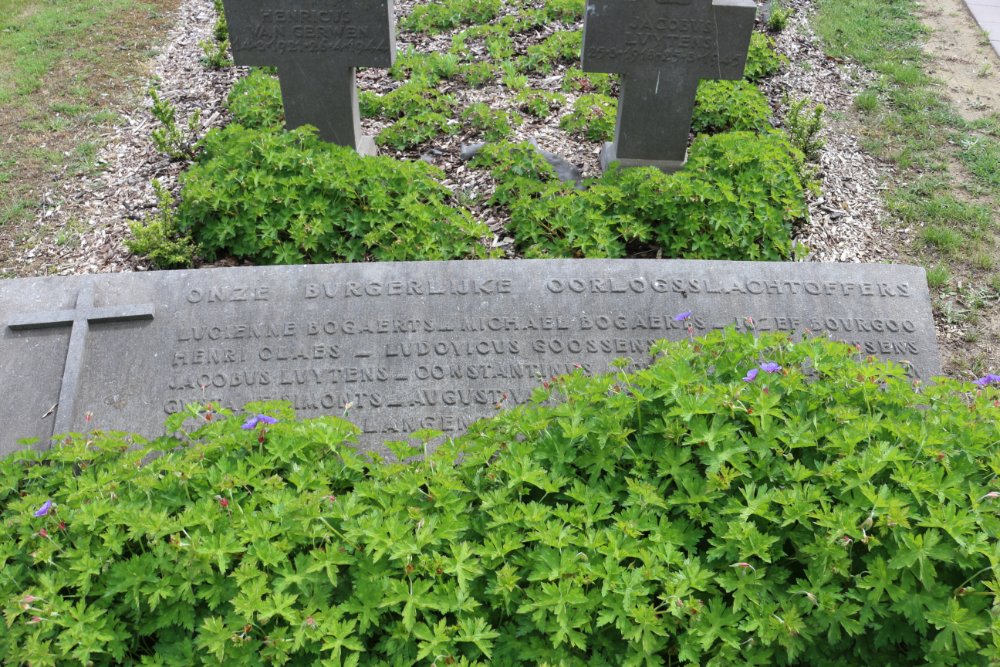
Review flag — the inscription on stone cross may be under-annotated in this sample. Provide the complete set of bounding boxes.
[0,261,939,456]
[6,283,154,442]
[221,0,395,154]
[582,0,758,172]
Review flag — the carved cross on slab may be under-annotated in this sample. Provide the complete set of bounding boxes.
[583,0,757,172]
[7,284,154,441]
[222,0,396,154]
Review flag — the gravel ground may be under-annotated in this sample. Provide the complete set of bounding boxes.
[761,0,906,264]
[7,0,906,280]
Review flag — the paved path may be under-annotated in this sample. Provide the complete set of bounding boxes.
[965,0,1000,56]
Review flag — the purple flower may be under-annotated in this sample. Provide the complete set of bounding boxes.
[974,374,1000,387]
[743,368,759,383]
[242,414,279,430]
[760,362,782,374]
[33,500,53,518]
[674,311,692,322]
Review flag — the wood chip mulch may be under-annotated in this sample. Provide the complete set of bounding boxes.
[8,0,906,279]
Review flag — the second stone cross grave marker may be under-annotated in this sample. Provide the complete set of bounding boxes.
[222,0,395,154]
[583,0,758,172]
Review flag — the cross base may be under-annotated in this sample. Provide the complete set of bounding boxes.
[599,143,687,174]
[355,135,379,157]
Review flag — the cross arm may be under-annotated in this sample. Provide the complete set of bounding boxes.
[8,311,77,330]
[88,304,155,324]
[713,0,758,80]
[223,0,396,69]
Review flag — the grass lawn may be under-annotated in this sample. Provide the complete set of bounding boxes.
[813,0,1000,376]
[0,0,177,271]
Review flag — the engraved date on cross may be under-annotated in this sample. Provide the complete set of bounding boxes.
[221,0,396,154]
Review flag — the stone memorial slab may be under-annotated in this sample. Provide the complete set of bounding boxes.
[582,0,757,172]
[221,0,395,153]
[0,260,939,456]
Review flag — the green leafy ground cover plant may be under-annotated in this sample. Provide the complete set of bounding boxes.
[460,61,494,88]
[498,61,529,91]
[4,331,1000,665]
[473,131,807,260]
[226,69,283,130]
[520,0,582,23]
[126,179,198,268]
[131,0,800,269]
[376,113,459,151]
[692,80,772,134]
[360,81,459,150]
[401,0,501,34]
[560,80,774,143]
[516,89,566,119]
[561,68,617,95]
[360,81,456,120]
[559,93,617,142]
[149,85,201,161]
[175,125,494,264]
[744,33,787,82]
[379,2,783,157]
[390,50,463,85]
[784,97,826,160]
[483,31,517,61]
[460,102,519,141]
[519,30,582,74]
[227,67,463,152]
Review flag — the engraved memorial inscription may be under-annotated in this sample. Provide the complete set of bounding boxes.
[582,0,757,172]
[0,260,940,456]
[221,0,395,152]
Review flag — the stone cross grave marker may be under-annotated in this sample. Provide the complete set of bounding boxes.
[0,260,939,457]
[221,0,395,154]
[582,0,758,172]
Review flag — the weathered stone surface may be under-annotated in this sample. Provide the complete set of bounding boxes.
[221,0,395,152]
[582,0,757,172]
[0,260,938,455]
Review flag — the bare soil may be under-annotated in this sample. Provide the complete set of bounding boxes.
[0,0,179,274]
[902,0,1000,378]
[920,0,1000,122]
